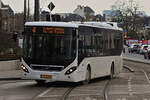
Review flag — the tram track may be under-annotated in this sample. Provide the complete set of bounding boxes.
[123,63,150,84]
[103,79,111,100]
[33,61,150,100]
[60,78,112,100]
[34,78,112,100]
[105,63,150,100]
[61,86,76,100]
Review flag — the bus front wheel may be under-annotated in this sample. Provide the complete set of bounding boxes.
[82,67,91,85]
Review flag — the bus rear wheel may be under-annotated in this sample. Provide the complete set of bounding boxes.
[82,67,91,85]
[110,63,114,79]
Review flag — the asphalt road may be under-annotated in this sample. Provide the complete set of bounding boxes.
[108,60,150,100]
[0,80,48,100]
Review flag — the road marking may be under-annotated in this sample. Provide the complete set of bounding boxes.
[117,99,121,100]
[129,92,133,96]
[128,89,132,92]
[37,88,52,97]
[142,69,150,84]
[143,99,148,100]
[128,77,133,96]
[122,98,126,100]
[117,98,126,100]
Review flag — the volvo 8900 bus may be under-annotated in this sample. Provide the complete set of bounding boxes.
[21,22,123,84]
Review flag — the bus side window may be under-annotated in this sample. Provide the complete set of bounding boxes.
[78,40,85,65]
[79,40,83,54]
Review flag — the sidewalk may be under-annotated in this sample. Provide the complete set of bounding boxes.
[122,46,150,64]
[0,70,21,80]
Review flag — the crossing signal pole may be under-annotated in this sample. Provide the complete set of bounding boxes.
[48,2,55,21]
[34,0,39,21]
[27,0,30,21]
[24,0,27,24]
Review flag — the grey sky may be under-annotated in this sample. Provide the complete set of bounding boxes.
[1,0,150,15]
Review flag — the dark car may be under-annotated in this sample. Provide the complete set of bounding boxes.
[128,44,139,53]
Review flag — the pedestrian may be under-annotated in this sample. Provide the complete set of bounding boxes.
[123,45,126,53]
[13,31,18,42]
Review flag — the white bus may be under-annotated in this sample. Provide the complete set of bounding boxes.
[21,21,123,84]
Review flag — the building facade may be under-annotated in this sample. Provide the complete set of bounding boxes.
[0,1,14,32]
[73,5,95,19]
[103,10,121,22]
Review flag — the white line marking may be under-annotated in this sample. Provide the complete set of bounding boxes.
[128,80,131,82]
[117,99,121,100]
[122,98,126,100]
[142,69,150,84]
[38,93,102,98]
[143,98,148,100]
[37,88,51,97]
[129,77,132,80]
[128,89,132,92]
[129,92,133,96]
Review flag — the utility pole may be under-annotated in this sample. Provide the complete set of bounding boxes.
[34,0,39,21]
[27,0,30,21]
[24,0,26,24]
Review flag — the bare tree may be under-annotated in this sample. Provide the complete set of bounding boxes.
[111,0,144,39]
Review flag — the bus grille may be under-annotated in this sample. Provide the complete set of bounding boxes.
[30,64,64,72]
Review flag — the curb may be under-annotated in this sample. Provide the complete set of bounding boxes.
[123,57,150,65]
[123,65,134,72]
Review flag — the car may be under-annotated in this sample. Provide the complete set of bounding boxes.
[139,45,149,54]
[128,44,139,53]
[136,45,141,54]
[144,46,150,59]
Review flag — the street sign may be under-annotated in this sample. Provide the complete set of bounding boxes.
[48,2,55,11]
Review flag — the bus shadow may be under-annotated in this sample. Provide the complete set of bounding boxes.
[35,76,110,87]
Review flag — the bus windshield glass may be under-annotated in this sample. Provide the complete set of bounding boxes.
[23,27,77,66]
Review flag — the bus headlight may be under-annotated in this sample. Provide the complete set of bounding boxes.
[65,67,77,75]
[20,64,29,73]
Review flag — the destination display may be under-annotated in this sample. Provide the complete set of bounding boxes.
[43,27,64,34]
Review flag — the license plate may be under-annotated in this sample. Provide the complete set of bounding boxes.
[40,75,52,79]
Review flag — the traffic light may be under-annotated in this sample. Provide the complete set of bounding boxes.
[141,36,145,40]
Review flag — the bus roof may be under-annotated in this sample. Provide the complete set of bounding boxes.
[25,21,78,28]
[71,21,122,31]
[82,22,122,31]
[25,21,122,31]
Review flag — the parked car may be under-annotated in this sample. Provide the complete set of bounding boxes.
[128,44,139,53]
[144,46,150,59]
[139,45,149,54]
[136,45,141,54]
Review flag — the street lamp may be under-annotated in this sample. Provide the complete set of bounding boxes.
[24,0,26,24]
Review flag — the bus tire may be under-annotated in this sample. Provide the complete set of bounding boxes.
[110,63,114,79]
[82,66,91,85]
[35,80,45,85]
